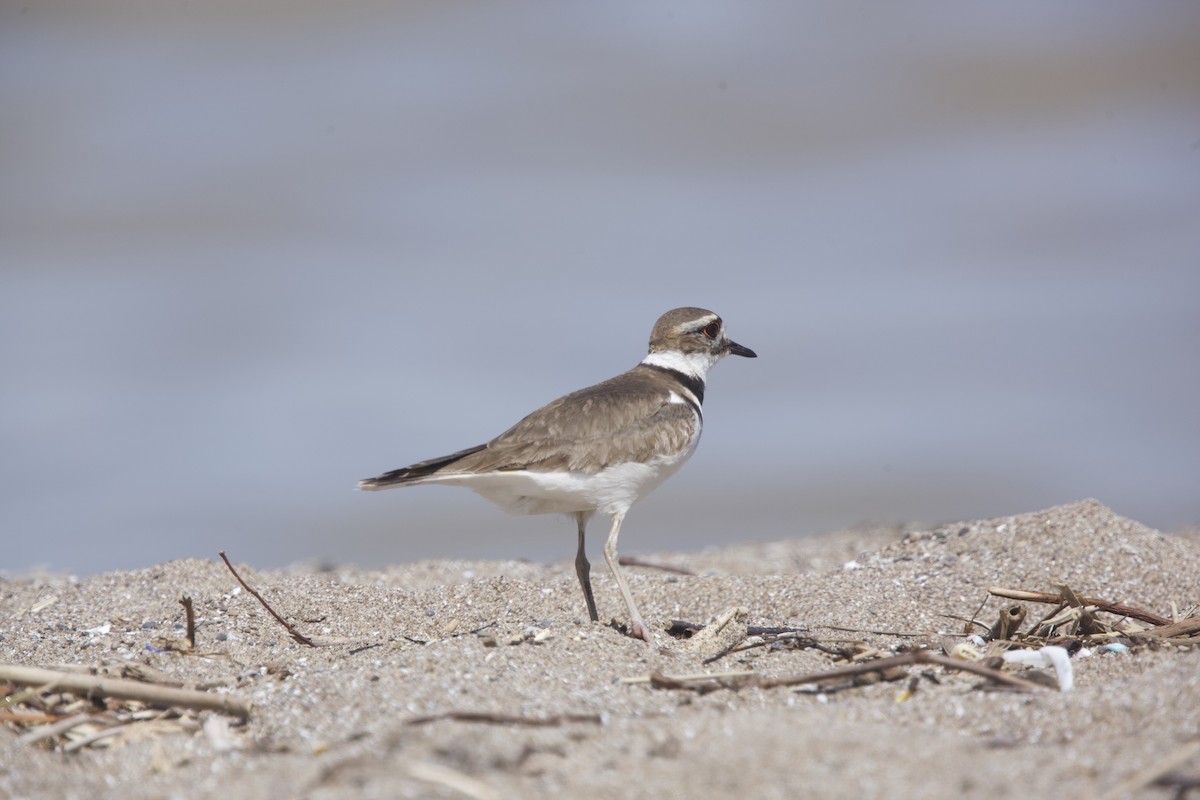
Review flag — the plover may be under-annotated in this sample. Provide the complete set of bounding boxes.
[359,307,756,642]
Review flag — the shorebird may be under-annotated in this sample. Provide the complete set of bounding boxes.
[359,307,756,642]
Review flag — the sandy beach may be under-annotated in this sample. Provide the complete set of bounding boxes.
[2,499,1198,799]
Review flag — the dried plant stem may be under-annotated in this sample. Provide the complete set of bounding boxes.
[61,723,130,752]
[987,587,1170,626]
[180,595,196,649]
[667,619,811,637]
[620,670,757,685]
[1141,615,1200,639]
[817,623,941,637]
[15,712,94,746]
[406,761,500,800]
[406,711,602,727]
[627,651,1047,694]
[756,651,1046,692]
[218,551,315,647]
[618,556,696,575]
[0,664,250,718]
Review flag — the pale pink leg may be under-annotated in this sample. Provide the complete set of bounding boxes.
[602,511,650,643]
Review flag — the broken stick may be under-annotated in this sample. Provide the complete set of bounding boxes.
[0,664,250,718]
[618,555,696,575]
[406,711,602,727]
[987,587,1170,627]
[756,651,1047,693]
[1140,615,1200,639]
[219,551,315,647]
[180,595,196,649]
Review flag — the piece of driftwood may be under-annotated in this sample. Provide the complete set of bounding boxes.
[0,664,250,718]
[218,551,315,647]
[987,587,1170,627]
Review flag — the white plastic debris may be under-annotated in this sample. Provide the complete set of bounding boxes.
[1002,645,1073,692]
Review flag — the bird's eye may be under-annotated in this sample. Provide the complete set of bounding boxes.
[703,321,720,339]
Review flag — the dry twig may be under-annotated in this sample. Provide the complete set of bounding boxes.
[666,619,811,638]
[755,651,1045,692]
[15,712,95,746]
[180,595,196,649]
[630,651,1047,694]
[0,664,250,718]
[987,587,1170,627]
[406,761,501,800]
[620,670,756,687]
[218,551,315,647]
[61,722,130,753]
[1142,616,1200,639]
[816,623,943,637]
[618,556,696,576]
[406,711,602,727]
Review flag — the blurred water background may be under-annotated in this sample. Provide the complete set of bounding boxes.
[3,3,1198,576]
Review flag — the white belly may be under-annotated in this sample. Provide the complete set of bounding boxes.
[423,448,696,517]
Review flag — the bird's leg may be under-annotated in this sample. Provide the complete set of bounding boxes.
[602,511,650,643]
[574,511,598,622]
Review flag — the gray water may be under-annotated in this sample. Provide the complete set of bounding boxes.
[3,3,1198,576]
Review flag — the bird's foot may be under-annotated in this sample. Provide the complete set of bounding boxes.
[608,617,653,643]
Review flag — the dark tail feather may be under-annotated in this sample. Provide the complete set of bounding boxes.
[358,443,487,490]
